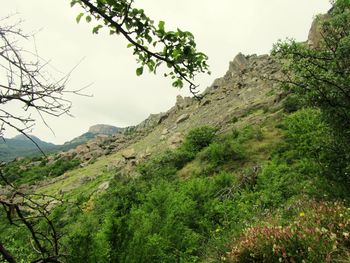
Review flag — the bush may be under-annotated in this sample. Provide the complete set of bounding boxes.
[282,108,331,157]
[138,126,217,181]
[137,150,183,180]
[200,139,245,166]
[228,201,350,263]
[2,158,80,185]
[181,126,217,153]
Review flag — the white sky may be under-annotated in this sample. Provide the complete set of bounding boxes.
[1,0,331,144]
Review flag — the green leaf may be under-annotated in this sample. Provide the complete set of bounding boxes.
[172,79,183,88]
[70,0,81,7]
[76,13,84,23]
[158,21,165,32]
[85,15,92,23]
[92,25,103,34]
[136,67,144,76]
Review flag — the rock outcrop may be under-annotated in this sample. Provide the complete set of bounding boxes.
[307,14,330,48]
[88,124,122,135]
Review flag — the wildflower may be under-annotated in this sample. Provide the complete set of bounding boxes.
[299,212,305,217]
[343,232,349,238]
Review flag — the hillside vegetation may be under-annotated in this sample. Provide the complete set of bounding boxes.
[1,1,350,262]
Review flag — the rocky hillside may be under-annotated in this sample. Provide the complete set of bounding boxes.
[27,51,284,195]
[0,124,124,162]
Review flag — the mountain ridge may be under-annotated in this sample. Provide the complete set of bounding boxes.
[0,124,124,162]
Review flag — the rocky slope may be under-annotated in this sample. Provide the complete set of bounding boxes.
[29,51,285,196]
[2,12,328,203]
[0,124,124,162]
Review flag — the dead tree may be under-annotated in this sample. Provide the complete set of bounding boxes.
[0,16,83,262]
[0,16,87,150]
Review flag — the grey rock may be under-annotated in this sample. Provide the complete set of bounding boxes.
[229,53,248,73]
[98,181,110,192]
[168,132,183,148]
[176,114,190,124]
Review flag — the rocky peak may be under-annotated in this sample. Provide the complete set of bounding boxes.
[229,52,248,73]
[307,14,329,48]
[88,124,121,135]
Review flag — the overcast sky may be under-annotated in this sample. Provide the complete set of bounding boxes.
[1,0,331,144]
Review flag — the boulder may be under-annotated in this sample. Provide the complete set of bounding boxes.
[176,113,190,124]
[121,148,136,160]
[158,113,169,124]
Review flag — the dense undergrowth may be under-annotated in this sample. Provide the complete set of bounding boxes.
[2,103,350,262]
[2,157,80,186]
[59,108,350,262]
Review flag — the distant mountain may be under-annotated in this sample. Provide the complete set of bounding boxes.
[0,135,58,162]
[0,124,124,162]
[88,124,123,135]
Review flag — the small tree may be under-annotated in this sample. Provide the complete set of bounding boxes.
[272,0,350,181]
[272,0,350,142]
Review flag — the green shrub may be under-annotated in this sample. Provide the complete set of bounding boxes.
[181,126,217,153]
[282,108,331,157]
[200,140,245,166]
[231,116,239,123]
[2,158,80,185]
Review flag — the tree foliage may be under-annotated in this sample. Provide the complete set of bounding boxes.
[71,0,210,97]
[272,0,350,142]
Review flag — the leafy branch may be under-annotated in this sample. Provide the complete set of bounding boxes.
[71,0,210,98]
